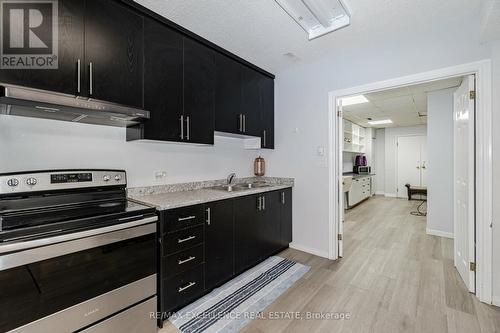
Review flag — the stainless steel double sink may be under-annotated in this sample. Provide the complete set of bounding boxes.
[210,182,271,192]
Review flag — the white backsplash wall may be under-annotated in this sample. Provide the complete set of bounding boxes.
[342,152,354,173]
[0,115,272,187]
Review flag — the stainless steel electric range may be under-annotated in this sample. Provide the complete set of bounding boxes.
[0,170,158,333]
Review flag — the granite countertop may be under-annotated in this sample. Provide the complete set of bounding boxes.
[343,172,376,179]
[128,177,294,210]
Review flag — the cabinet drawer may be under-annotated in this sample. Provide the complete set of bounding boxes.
[164,226,204,255]
[163,264,204,313]
[164,244,204,278]
[165,205,205,233]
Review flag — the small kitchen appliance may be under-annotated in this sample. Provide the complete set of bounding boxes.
[354,155,367,166]
[353,165,371,174]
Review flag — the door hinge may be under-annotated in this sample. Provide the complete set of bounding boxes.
[470,262,476,272]
[337,110,342,117]
[338,234,343,241]
[469,90,476,100]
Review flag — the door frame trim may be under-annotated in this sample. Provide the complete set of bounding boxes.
[327,59,493,304]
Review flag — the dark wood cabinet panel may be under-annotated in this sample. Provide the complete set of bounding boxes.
[260,192,281,258]
[241,66,261,136]
[260,75,275,149]
[280,189,292,247]
[138,18,183,142]
[0,0,84,96]
[184,38,215,144]
[234,195,261,273]
[215,53,242,134]
[205,200,234,290]
[84,0,143,108]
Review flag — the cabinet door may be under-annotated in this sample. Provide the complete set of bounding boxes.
[0,0,84,96]
[260,192,281,258]
[84,0,143,107]
[240,66,261,136]
[140,18,183,142]
[234,195,260,273]
[280,189,292,247]
[215,54,241,134]
[184,38,215,144]
[260,75,275,149]
[205,200,234,290]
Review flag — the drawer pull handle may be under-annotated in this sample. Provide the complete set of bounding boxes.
[178,256,196,265]
[178,236,196,243]
[178,281,196,293]
[178,215,196,222]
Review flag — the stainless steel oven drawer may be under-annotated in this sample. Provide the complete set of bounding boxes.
[7,274,156,333]
[80,297,157,333]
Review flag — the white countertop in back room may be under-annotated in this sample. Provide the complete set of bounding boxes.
[127,177,294,211]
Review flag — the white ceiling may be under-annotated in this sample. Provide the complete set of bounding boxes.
[343,77,463,128]
[134,0,485,74]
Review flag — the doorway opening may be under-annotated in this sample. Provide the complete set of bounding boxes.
[328,60,493,304]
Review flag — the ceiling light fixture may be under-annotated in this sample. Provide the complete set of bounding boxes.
[275,0,351,40]
[341,95,368,106]
[368,119,393,125]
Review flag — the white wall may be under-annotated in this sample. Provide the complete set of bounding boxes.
[427,88,455,236]
[0,115,272,187]
[269,23,490,258]
[383,125,427,197]
[373,129,385,194]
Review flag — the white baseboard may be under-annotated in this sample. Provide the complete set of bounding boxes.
[375,191,385,195]
[289,242,329,259]
[492,296,500,307]
[384,193,397,198]
[426,228,454,239]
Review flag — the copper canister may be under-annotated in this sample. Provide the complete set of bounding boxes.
[254,156,265,176]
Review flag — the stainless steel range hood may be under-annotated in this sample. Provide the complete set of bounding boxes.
[0,84,150,127]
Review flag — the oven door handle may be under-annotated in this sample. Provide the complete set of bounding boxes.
[0,216,157,270]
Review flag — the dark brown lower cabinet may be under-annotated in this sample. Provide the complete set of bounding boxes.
[159,188,292,321]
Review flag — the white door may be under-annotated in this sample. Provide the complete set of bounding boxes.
[420,136,428,186]
[337,101,344,258]
[397,136,426,198]
[453,75,475,292]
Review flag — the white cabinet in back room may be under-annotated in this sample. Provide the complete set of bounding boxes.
[347,176,372,208]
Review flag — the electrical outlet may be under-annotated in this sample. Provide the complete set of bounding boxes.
[155,171,167,180]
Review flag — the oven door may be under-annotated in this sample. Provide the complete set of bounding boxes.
[0,217,157,333]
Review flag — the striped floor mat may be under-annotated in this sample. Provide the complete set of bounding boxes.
[169,256,310,333]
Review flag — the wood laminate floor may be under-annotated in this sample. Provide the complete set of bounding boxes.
[159,196,500,333]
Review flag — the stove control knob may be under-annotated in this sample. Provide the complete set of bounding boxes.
[7,178,19,187]
[114,174,122,181]
[26,177,37,186]
[103,175,111,182]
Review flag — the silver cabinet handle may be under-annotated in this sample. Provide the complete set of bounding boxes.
[89,61,93,96]
[178,281,196,293]
[180,115,184,140]
[178,236,196,243]
[257,196,262,211]
[239,114,243,132]
[77,59,81,94]
[243,115,246,133]
[281,192,285,204]
[178,215,196,222]
[206,207,211,225]
[263,130,267,147]
[178,256,196,265]
[186,116,190,141]
[262,196,265,210]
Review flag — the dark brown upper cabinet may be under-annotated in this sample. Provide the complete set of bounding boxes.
[84,0,143,108]
[214,53,242,134]
[259,75,275,149]
[130,17,184,142]
[183,37,215,145]
[0,0,84,96]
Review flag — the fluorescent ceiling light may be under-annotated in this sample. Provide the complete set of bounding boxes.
[368,119,393,125]
[275,0,351,40]
[341,95,368,106]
